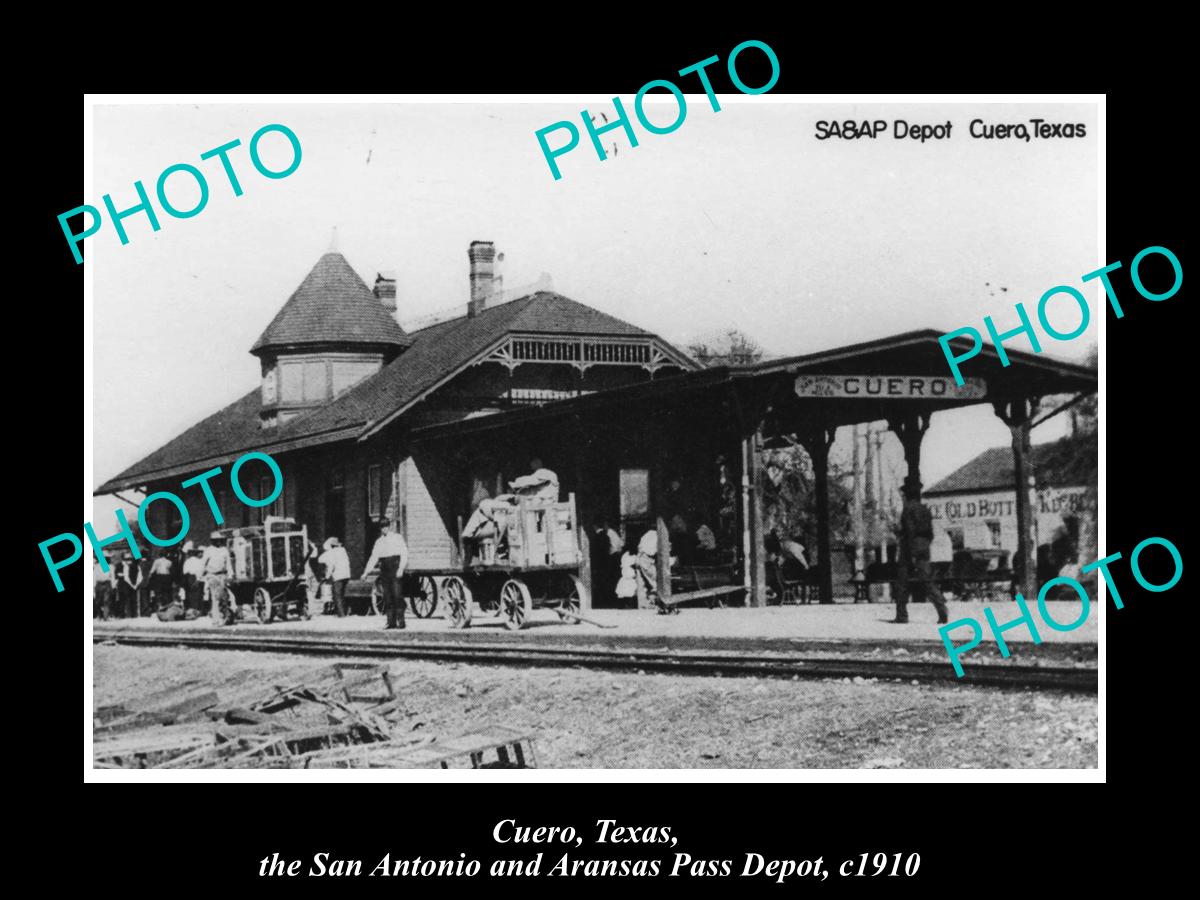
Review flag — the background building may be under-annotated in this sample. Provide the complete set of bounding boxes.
[924,435,1097,578]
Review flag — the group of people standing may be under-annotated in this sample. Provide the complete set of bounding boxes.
[92,534,235,623]
[90,520,408,630]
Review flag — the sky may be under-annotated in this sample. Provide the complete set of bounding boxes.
[91,99,1098,523]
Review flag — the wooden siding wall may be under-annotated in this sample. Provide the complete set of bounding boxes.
[400,454,459,569]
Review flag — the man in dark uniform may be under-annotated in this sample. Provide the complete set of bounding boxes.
[116,552,141,618]
[362,518,408,630]
[894,477,949,624]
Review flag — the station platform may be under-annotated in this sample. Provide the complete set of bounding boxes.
[93,598,1097,664]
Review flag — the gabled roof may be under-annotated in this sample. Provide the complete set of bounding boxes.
[925,435,1097,495]
[497,291,650,335]
[96,290,690,492]
[250,252,409,354]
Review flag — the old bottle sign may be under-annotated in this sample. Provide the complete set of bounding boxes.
[794,374,987,399]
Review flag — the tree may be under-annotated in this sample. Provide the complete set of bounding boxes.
[686,329,765,367]
[762,442,854,558]
[1068,342,1098,437]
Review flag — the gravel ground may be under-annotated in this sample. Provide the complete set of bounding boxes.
[93,645,1097,769]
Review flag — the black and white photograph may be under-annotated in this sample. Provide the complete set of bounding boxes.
[84,95,1100,772]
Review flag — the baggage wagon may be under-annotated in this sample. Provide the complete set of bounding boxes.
[218,516,314,623]
[406,493,589,631]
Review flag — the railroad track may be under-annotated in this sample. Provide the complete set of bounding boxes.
[94,631,1096,693]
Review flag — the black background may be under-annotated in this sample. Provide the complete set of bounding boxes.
[24,24,1184,895]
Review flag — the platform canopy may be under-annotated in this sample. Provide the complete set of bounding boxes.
[407,328,1096,611]
[408,328,1096,443]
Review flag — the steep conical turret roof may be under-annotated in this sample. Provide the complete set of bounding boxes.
[250,251,409,354]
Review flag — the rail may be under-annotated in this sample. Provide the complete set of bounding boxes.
[95,631,1095,693]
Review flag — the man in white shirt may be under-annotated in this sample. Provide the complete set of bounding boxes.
[148,553,175,613]
[202,533,235,625]
[320,537,352,617]
[181,543,206,613]
[362,519,409,629]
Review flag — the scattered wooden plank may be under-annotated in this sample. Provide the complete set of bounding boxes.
[95,709,177,735]
[551,607,618,629]
[95,664,531,770]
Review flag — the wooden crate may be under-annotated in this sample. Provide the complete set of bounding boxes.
[506,495,579,568]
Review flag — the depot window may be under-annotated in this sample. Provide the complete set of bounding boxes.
[279,359,331,405]
[619,469,650,519]
[257,474,286,523]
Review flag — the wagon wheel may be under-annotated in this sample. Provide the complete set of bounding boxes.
[443,576,473,629]
[500,579,532,631]
[254,587,271,623]
[408,576,439,618]
[562,575,588,625]
[370,581,385,616]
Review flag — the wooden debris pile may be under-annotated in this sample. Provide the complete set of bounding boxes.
[94,664,536,769]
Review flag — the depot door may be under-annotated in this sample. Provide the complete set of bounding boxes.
[324,466,345,547]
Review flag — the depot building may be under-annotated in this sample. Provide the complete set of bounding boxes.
[96,239,1097,609]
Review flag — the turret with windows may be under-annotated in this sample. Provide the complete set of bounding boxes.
[250,248,409,428]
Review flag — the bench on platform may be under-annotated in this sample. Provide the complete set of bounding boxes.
[779,576,820,605]
[668,565,742,609]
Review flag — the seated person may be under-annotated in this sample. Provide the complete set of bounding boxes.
[463,495,517,537]
[693,522,721,566]
[462,494,517,563]
[779,535,810,581]
[616,551,639,608]
[510,457,559,503]
[635,529,659,610]
[667,513,692,565]
[155,598,185,622]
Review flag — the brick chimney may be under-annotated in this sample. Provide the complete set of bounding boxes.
[373,272,397,312]
[467,241,496,318]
